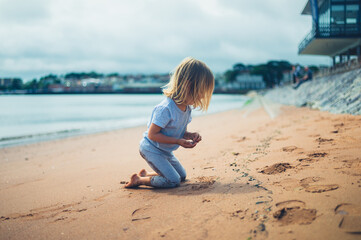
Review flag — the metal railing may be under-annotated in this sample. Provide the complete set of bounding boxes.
[314,57,361,78]
[298,28,317,54]
[318,24,361,37]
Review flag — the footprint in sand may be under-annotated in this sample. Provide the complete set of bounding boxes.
[273,200,317,226]
[335,203,361,216]
[0,202,85,222]
[273,177,339,193]
[275,136,290,141]
[230,209,248,220]
[334,123,344,128]
[303,184,339,193]
[236,136,247,142]
[275,200,305,208]
[131,206,152,222]
[297,157,315,164]
[335,203,361,233]
[300,177,339,193]
[316,137,334,144]
[282,146,298,152]
[331,123,345,133]
[272,178,301,191]
[308,152,327,158]
[299,176,323,185]
[298,152,328,164]
[260,163,293,175]
[337,158,361,176]
[308,134,320,138]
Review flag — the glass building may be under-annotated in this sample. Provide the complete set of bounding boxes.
[299,0,361,64]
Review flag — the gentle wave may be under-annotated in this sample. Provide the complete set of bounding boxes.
[0,129,81,142]
[0,94,248,148]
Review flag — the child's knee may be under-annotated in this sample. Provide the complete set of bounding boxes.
[167,176,181,187]
[178,169,186,182]
[180,174,186,182]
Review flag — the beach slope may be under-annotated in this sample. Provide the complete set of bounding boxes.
[0,102,361,239]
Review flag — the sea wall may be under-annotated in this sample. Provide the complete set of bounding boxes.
[264,67,361,115]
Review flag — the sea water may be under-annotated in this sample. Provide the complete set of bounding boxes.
[0,94,248,148]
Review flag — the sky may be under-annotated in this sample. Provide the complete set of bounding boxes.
[0,0,331,81]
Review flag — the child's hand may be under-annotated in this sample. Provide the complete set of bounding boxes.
[177,138,197,148]
[190,132,202,143]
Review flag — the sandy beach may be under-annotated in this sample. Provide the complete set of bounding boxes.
[1,99,361,240]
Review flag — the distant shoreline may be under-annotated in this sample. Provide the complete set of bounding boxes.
[0,89,253,95]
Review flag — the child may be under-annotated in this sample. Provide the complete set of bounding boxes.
[125,57,214,188]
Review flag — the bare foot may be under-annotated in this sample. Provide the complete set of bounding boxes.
[139,169,158,177]
[124,174,141,188]
[139,169,147,177]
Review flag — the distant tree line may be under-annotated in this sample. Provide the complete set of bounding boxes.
[0,71,109,91]
[64,71,104,80]
[1,63,321,91]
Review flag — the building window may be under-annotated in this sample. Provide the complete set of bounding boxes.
[346,4,359,24]
[331,5,345,24]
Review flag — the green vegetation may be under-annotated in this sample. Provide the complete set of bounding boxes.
[224,60,293,87]
[222,60,320,88]
[65,71,103,80]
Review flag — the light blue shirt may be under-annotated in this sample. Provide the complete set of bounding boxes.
[142,97,192,153]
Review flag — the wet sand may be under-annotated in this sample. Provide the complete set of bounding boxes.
[0,100,361,239]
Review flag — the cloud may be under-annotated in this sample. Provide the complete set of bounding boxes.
[0,0,50,24]
[0,0,330,80]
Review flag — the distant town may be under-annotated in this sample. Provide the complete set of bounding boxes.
[0,60,323,94]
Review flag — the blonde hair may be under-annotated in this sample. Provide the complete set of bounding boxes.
[163,57,214,111]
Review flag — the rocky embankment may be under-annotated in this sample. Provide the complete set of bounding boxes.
[264,67,361,115]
